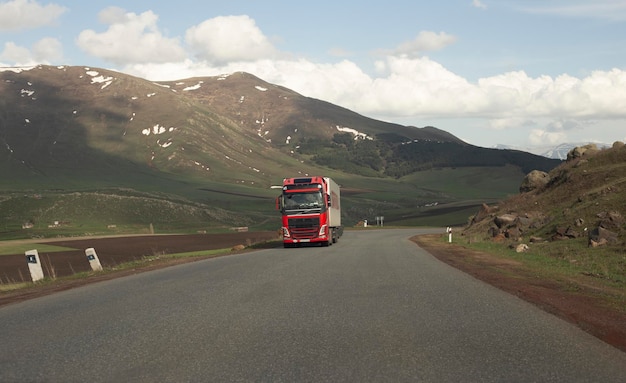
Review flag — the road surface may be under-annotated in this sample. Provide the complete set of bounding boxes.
[1,228,625,382]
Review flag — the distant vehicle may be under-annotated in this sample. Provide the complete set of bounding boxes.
[276,176,343,247]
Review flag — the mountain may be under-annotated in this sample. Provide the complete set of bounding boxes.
[156,71,559,177]
[0,65,561,237]
[0,66,282,187]
[157,72,465,146]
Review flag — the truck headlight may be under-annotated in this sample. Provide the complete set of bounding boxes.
[319,224,327,236]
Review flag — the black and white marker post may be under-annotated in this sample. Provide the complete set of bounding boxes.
[24,249,44,282]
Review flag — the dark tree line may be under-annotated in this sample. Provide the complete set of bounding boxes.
[296,133,560,178]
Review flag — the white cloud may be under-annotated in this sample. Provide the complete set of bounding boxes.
[359,57,474,116]
[328,47,353,58]
[487,118,535,131]
[0,42,32,65]
[518,1,626,21]
[76,7,186,65]
[185,15,279,65]
[32,37,63,62]
[0,37,61,65]
[529,128,567,146]
[472,0,487,10]
[392,31,457,57]
[126,52,626,131]
[0,0,67,31]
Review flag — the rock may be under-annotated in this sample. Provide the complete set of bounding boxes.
[552,234,569,241]
[565,227,580,238]
[505,226,522,240]
[470,203,496,226]
[552,227,569,241]
[596,211,624,231]
[612,141,625,149]
[515,244,529,253]
[492,233,506,243]
[584,211,624,247]
[487,226,501,238]
[515,216,532,227]
[551,226,580,240]
[519,170,550,193]
[494,213,517,228]
[588,226,618,247]
[589,238,609,248]
[567,144,599,161]
[554,226,567,236]
[527,213,550,229]
[573,159,588,168]
[231,244,246,251]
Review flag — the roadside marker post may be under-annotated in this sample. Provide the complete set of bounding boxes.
[25,249,44,282]
[446,227,453,243]
[85,247,103,272]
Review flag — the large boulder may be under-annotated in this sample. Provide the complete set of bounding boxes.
[494,213,517,228]
[474,203,491,221]
[505,226,522,241]
[588,227,618,247]
[567,144,599,161]
[587,211,623,247]
[597,211,624,231]
[519,170,550,193]
[469,203,497,226]
[551,226,580,241]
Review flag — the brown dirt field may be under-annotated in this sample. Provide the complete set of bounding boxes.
[1,231,625,354]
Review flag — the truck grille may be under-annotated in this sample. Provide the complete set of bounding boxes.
[288,217,320,239]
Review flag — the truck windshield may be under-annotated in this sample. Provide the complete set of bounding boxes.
[283,191,324,211]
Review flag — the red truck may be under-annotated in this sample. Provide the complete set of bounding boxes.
[276,176,343,247]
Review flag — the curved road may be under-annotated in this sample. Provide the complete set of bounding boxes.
[1,229,625,382]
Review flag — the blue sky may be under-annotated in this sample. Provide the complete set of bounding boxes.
[1,0,626,152]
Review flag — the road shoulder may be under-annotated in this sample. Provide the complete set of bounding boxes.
[411,233,626,353]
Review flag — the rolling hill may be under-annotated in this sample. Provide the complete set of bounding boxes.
[0,65,560,238]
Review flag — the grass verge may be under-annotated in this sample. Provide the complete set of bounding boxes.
[0,244,76,256]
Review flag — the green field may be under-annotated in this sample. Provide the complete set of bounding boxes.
[0,164,525,240]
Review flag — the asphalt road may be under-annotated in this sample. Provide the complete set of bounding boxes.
[1,228,625,382]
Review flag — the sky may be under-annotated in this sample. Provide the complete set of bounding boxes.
[1,0,626,152]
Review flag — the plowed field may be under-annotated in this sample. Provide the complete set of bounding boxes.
[1,231,278,285]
